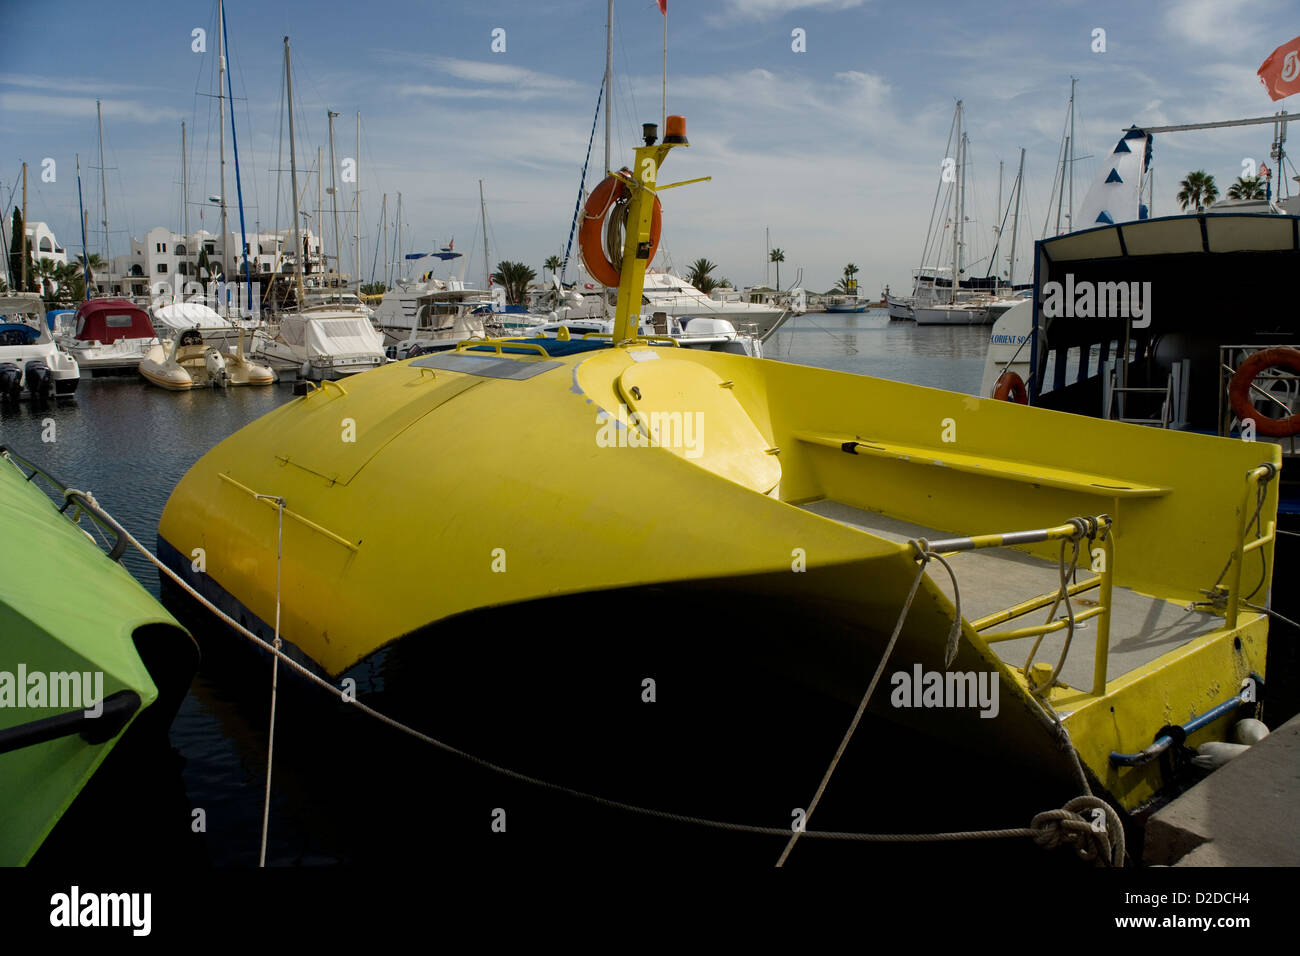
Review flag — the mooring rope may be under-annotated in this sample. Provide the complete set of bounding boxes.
[65,488,1127,865]
[1024,518,1092,696]
[254,494,285,868]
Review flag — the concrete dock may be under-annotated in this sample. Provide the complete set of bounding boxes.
[1144,712,1300,866]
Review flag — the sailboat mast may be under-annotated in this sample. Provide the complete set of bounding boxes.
[604,0,613,175]
[381,192,388,287]
[97,100,109,270]
[217,0,229,280]
[958,132,967,296]
[1008,147,1025,286]
[395,192,402,283]
[950,100,962,304]
[284,36,304,310]
[328,110,341,283]
[181,122,191,288]
[1067,77,1076,234]
[76,155,90,288]
[20,162,27,291]
[355,112,361,296]
[316,146,322,274]
[995,159,1003,251]
[480,179,490,290]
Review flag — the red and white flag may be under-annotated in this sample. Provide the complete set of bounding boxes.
[1258,34,1300,101]
[657,0,666,14]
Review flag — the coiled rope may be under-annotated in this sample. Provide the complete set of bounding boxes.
[66,488,1126,867]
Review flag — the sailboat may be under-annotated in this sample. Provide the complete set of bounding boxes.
[159,112,1280,826]
[913,102,994,326]
[249,38,386,380]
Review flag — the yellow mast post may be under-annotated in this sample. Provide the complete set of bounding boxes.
[611,116,699,343]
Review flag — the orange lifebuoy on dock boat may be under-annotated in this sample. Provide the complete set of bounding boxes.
[1228,346,1300,437]
[993,370,1029,404]
[579,170,662,288]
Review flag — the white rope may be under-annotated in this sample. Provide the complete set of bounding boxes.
[777,545,961,866]
[255,494,284,868]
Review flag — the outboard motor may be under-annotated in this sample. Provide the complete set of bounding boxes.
[203,347,229,388]
[0,363,21,404]
[24,360,52,403]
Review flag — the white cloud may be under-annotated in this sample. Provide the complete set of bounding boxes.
[1162,0,1278,56]
[396,84,555,101]
[0,93,183,124]
[0,74,149,95]
[432,57,581,92]
[720,0,869,19]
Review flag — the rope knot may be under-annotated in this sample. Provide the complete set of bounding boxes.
[1030,796,1125,867]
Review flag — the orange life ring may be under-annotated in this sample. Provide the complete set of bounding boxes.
[579,171,662,288]
[1229,347,1300,437]
[993,370,1028,404]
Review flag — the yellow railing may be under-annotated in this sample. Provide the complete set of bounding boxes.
[921,515,1115,697]
[1226,464,1278,629]
[454,339,552,358]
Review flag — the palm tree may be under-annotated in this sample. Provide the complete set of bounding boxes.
[686,257,718,294]
[32,257,61,303]
[543,255,563,280]
[491,260,537,305]
[54,262,86,305]
[1227,175,1266,200]
[838,262,860,295]
[74,252,106,284]
[1176,170,1219,212]
[769,248,785,290]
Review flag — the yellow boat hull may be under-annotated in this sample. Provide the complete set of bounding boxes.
[158,340,1279,813]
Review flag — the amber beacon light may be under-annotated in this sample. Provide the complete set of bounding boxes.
[664,114,688,145]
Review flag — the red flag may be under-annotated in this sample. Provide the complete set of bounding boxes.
[1257,34,1300,101]
[657,0,666,14]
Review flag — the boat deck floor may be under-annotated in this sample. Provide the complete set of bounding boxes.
[800,500,1223,691]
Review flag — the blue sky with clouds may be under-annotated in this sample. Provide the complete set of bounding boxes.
[2,0,1295,293]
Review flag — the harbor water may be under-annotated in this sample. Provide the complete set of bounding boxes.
[9,316,1087,867]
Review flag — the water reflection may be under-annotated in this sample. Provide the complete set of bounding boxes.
[767,309,989,392]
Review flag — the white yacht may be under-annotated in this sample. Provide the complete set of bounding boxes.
[622,271,790,341]
[253,289,387,380]
[59,298,159,374]
[150,300,249,350]
[914,300,993,325]
[535,313,762,357]
[0,294,80,402]
[373,282,499,349]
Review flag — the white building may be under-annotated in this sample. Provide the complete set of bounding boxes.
[2,214,68,270]
[106,226,324,296]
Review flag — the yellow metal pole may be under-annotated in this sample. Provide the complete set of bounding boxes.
[612,142,674,343]
[1090,531,1115,697]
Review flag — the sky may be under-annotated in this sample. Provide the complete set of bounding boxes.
[2,0,1296,294]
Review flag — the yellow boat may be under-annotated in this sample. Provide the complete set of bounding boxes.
[158,118,1279,818]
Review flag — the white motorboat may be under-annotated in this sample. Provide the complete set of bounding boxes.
[0,294,79,403]
[535,313,761,357]
[885,294,915,320]
[140,331,275,390]
[59,298,158,374]
[914,301,992,325]
[150,300,252,352]
[615,271,790,341]
[253,293,388,380]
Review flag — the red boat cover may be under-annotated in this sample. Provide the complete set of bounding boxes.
[73,299,155,344]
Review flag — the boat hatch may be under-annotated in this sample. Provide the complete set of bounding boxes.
[615,358,781,494]
[274,372,482,485]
